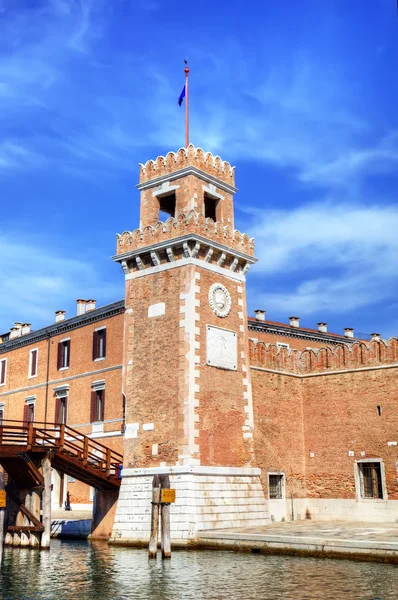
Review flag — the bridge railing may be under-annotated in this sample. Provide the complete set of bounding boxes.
[0,420,123,479]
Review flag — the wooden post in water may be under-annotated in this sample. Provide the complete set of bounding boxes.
[41,455,52,549]
[30,487,41,548]
[159,475,171,559]
[148,475,160,559]
[0,473,5,564]
[20,490,31,547]
[13,488,23,547]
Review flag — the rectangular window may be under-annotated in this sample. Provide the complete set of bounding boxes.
[29,349,38,378]
[0,358,6,386]
[268,474,284,499]
[158,192,176,221]
[90,389,105,422]
[93,329,106,361]
[204,194,219,221]
[358,462,384,499]
[0,406,4,425]
[23,402,35,425]
[57,340,70,370]
[55,396,68,425]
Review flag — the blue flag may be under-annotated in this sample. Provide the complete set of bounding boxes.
[178,84,186,106]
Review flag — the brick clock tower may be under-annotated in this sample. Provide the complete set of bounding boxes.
[112,146,269,543]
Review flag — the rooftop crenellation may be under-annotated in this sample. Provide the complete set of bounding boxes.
[116,210,255,257]
[139,144,235,186]
[249,337,398,375]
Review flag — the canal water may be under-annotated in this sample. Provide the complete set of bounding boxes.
[0,541,397,600]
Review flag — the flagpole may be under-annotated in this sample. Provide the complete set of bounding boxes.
[185,63,189,147]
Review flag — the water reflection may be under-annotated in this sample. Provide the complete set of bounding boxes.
[0,541,397,600]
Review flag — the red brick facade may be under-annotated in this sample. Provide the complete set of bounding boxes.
[2,145,397,522]
[0,302,124,507]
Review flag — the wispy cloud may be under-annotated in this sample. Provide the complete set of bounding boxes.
[246,198,398,323]
[0,234,120,331]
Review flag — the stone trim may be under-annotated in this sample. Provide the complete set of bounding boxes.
[0,364,122,398]
[251,363,398,378]
[237,284,254,444]
[70,417,123,428]
[137,165,238,195]
[125,257,247,283]
[89,430,123,440]
[121,466,262,477]
[179,270,201,464]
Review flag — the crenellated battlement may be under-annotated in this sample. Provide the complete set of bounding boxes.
[116,210,254,257]
[139,144,235,186]
[249,337,398,375]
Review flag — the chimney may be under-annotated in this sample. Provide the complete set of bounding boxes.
[317,322,327,333]
[86,299,96,312]
[10,322,23,339]
[76,299,86,316]
[371,333,381,342]
[21,323,31,335]
[55,310,66,323]
[344,328,354,338]
[9,326,20,340]
[289,316,300,328]
[254,309,266,321]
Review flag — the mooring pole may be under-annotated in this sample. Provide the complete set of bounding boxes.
[0,473,5,564]
[159,474,171,559]
[148,475,160,559]
[41,455,51,549]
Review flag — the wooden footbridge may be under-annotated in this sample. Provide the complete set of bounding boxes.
[0,420,123,549]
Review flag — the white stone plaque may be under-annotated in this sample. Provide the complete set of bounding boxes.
[206,325,237,370]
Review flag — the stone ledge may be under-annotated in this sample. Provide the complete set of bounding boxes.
[121,466,261,477]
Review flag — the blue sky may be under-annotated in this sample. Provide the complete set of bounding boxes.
[1,0,398,339]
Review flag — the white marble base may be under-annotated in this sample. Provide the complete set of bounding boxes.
[110,466,270,544]
[269,498,398,523]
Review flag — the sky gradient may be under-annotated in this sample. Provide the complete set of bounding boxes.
[1,0,398,339]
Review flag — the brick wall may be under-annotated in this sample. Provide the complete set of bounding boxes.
[250,338,398,503]
[251,370,306,498]
[0,309,124,505]
[123,268,182,468]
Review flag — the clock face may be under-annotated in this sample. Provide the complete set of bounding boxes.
[209,283,232,318]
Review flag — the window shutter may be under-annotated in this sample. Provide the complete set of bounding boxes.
[90,391,96,422]
[54,397,61,424]
[102,330,107,358]
[66,340,70,368]
[0,360,5,385]
[101,389,105,421]
[93,331,98,361]
[31,350,37,377]
[23,404,29,427]
[57,342,62,370]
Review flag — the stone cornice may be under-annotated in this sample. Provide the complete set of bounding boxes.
[0,301,124,354]
[251,363,398,379]
[114,232,257,281]
[137,165,238,195]
[113,233,257,265]
[248,319,354,346]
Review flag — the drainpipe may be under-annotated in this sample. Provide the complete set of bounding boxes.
[44,334,51,427]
